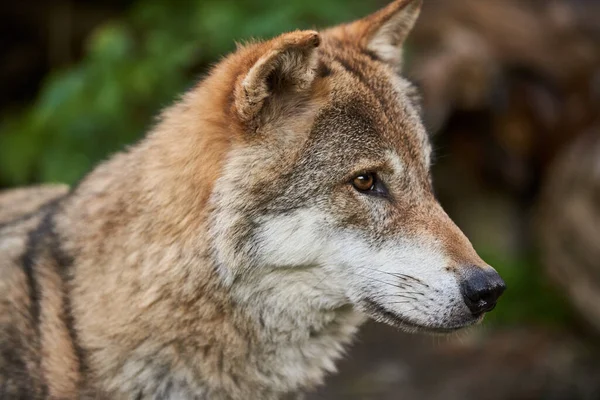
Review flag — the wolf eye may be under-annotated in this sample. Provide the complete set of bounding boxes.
[351,172,389,197]
[352,174,375,191]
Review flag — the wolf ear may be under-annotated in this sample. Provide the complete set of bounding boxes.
[327,0,422,70]
[234,31,321,126]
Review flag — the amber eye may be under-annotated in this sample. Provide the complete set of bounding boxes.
[352,173,375,192]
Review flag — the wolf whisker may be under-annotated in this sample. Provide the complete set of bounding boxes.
[354,266,430,288]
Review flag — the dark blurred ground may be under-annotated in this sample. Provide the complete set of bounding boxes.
[308,322,600,400]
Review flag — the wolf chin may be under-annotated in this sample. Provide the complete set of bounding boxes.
[0,0,505,398]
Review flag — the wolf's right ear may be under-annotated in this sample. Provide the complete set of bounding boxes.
[234,31,321,127]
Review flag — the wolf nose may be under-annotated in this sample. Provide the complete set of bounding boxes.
[460,267,506,315]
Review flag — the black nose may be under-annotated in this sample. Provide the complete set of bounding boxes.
[460,267,506,315]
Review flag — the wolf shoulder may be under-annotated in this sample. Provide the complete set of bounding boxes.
[0,185,69,229]
[0,185,69,400]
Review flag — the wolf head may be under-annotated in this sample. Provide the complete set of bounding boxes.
[205,0,505,333]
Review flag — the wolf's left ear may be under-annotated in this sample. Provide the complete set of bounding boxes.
[234,30,320,127]
[327,0,422,71]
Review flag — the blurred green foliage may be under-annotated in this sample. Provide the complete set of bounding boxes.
[0,0,376,186]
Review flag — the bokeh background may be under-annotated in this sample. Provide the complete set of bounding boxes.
[1,0,600,398]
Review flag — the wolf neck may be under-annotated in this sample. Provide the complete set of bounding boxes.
[224,271,364,396]
[65,216,362,399]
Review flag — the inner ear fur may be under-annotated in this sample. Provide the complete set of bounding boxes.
[325,0,422,70]
[234,30,321,126]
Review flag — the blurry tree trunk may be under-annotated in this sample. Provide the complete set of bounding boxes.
[538,131,600,333]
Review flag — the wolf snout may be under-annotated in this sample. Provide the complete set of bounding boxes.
[460,267,506,315]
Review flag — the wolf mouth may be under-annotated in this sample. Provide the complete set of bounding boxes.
[361,298,475,334]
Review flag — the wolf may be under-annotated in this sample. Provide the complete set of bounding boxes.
[0,0,505,398]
